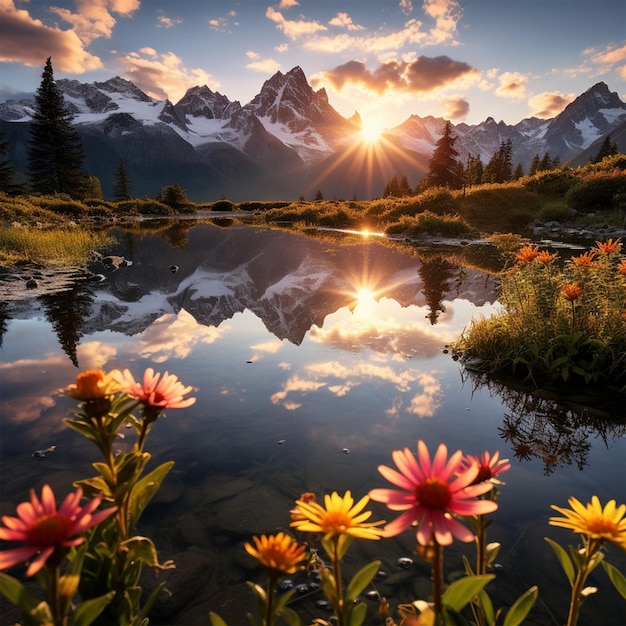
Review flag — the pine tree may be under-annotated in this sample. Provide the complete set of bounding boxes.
[28,57,86,197]
[513,163,524,180]
[592,134,619,163]
[540,152,552,171]
[114,161,132,200]
[426,121,462,189]
[465,153,484,186]
[384,174,401,197]
[529,153,541,176]
[399,174,411,196]
[0,131,23,195]
[484,139,513,183]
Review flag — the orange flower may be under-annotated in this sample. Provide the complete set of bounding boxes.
[571,251,597,268]
[536,250,558,265]
[594,238,622,254]
[515,245,539,265]
[63,370,121,401]
[561,282,582,301]
[244,532,306,575]
[618,259,626,275]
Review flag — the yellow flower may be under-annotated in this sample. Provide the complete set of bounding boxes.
[549,496,626,550]
[63,370,121,401]
[290,490,385,540]
[244,532,306,575]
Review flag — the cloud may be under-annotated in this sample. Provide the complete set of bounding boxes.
[316,57,479,96]
[266,6,327,40]
[49,0,140,46]
[157,11,182,29]
[494,71,528,100]
[117,48,219,100]
[279,0,299,8]
[328,12,364,31]
[443,97,469,120]
[246,57,281,74]
[275,43,289,53]
[528,91,575,119]
[399,0,414,16]
[422,0,463,45]
[0,0,102,73]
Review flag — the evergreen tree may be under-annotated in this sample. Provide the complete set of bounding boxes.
[399,174,411,196]
[384,174,401,197]
[540,152,553,171]
[426,121,462,189]
[513,163,524,180]
[114,160,132,200]
[464,153,484,186]
[314,189,324,201]
[0,131,23,195]
[157,183,188,209]
[592,134,619,163]
[28,57,86,197]
[484,139,513,183]
[529,153,541,176]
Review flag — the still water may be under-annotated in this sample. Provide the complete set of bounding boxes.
[1,220,624,625]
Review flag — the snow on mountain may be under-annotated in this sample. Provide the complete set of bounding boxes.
[0,71,624,201]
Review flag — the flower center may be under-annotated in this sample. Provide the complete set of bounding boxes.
[416,478,452,510]
[26,514,73,546]
[321,511,352,533]
[586,515,618,536]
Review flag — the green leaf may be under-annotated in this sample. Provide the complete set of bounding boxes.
[544,537,574,586]
[128,461,174,527]
[64,418,100,443]
[120,536,175,570]
[477,588,495,625]
[602,561,626,599]
[345,560,381,603]
[442,574,495,612]
[0,572,44,618]
[209,611,229,626]
[135,581,167,622]
[346,601,367,626]
[70,591,115,626]
[502,586,538,626]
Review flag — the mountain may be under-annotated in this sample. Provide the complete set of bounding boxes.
[0,69,624,201]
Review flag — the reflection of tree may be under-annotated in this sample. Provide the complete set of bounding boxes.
[39,287,95,367]
[418,256,459,325]
[461,369,626,475]
[0,301,9,348]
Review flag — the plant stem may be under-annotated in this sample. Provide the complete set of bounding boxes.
[265,572,278,626]
[432,540,444,625]
[566,539,600,626]
[332,537,345,626]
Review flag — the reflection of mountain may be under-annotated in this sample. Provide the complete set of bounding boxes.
[11,225,500,345]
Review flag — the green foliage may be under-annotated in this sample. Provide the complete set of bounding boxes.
[115,198,173,216]
[565,173,626,212]
[537,200,571,222]
[385,211,471,238]
[523,169,578,196]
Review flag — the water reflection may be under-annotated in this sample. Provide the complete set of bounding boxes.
[1,222,624,625]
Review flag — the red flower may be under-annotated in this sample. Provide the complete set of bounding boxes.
[460,450,511,485]
[618,259,626,275]
[536,250,558,265]
[114,368,196,410]
[570,251,597,268]
[515,245,539,265]
[594,238,622,255]
[369,441,497,546]
[0,485,116,576]
[561,282,583,301]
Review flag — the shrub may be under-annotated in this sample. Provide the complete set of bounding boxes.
[565,173,626,212]
[211,199,235,212]
[385,211,472,237]
[537,200,572,222]
[523,169,578,196]
[115,199,173,216]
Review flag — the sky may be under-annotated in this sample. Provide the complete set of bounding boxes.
[0,0,625,131]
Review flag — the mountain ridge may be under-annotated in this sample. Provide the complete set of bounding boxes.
[1,68,624,201]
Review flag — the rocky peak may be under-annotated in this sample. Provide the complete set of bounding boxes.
[56,78,119,114]
[93,77,153,102]
[175,85,241,120]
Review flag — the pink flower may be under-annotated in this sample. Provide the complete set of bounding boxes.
[0,485,116,576]
[369,441,498,546]
[114,368,196,410]
[459,450,511,486]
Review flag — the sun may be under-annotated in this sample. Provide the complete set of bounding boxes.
[359,119,385,144]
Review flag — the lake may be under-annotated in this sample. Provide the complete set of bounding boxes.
[0,219,624,625]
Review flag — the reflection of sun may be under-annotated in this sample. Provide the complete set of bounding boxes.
[356,287,376,306]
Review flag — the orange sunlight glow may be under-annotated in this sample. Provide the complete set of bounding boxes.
[360,120,384,144]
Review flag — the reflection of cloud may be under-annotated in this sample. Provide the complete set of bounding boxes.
[76,341,118,369]
[138,309,227,362]
[271,356,445,418]
[249,338,284,362]
[271,375,326,406]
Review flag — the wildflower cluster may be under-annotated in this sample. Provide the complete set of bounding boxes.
[456,238,626,389]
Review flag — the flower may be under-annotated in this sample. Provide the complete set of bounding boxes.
[618,259,626,275]
[594,238,622,255]
[290,491,385,540]
[0,485,116,576]
[536,250,558,265]
[63,370,121,401]
[244,532,306,575]
[515,245,540,265]
[549,496,626,550]
[460,450,511,486]
[369,441,498,546]
[290,492,317,522]
[570,251,597,268]
[114,368,196,410]
[561,282,583,301]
